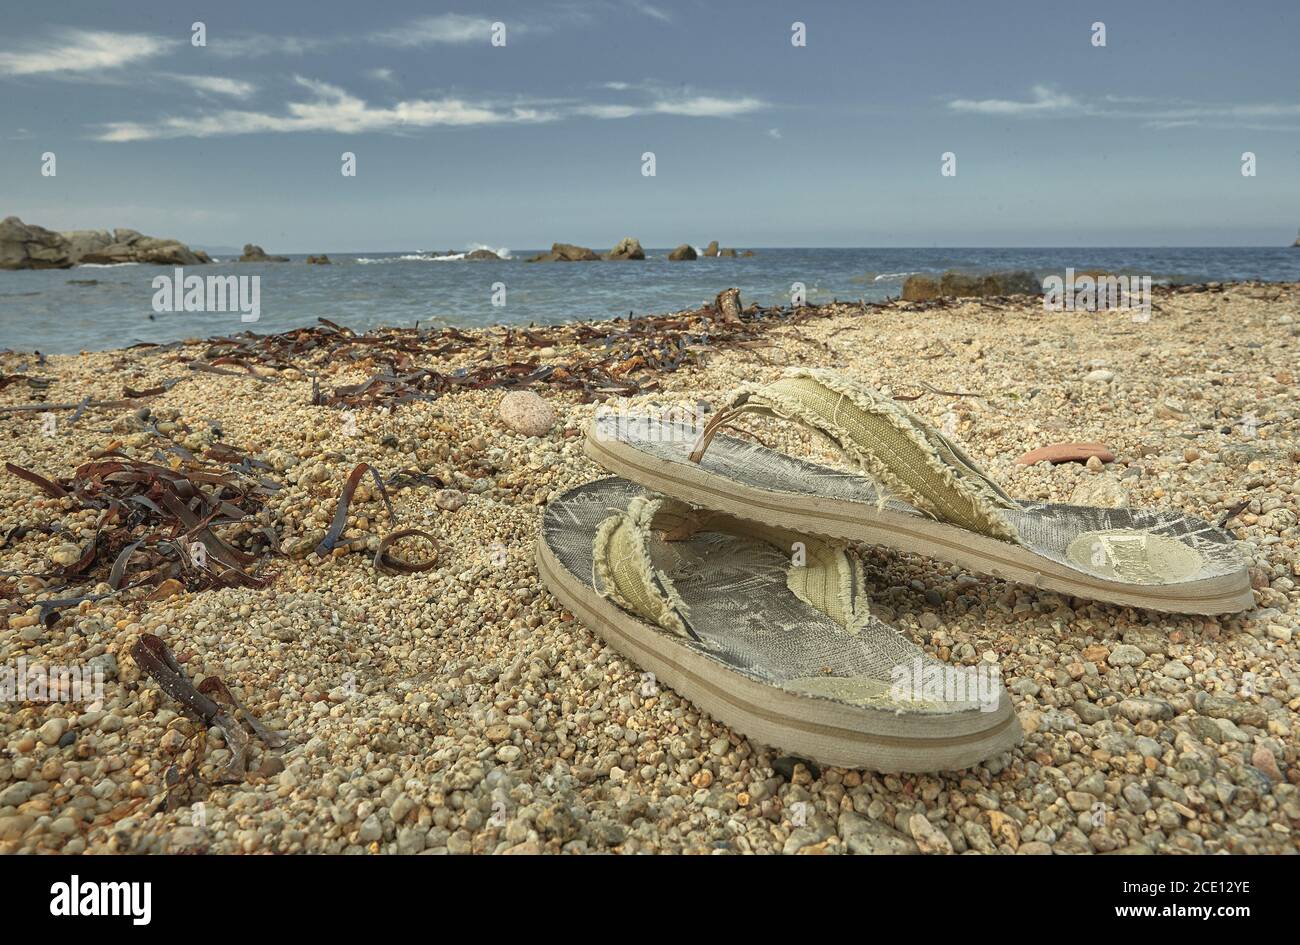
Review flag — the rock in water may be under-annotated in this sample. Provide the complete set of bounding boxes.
[305,255,332,265]
[714,287,743,323]
[1016,442,1115,465]
[499,391,556,436]
[0,216,210,270]
[668,244,697,261]
[702,240,720,257]
[605,237,645,260]
[464,248,501,260]
[902,270,1039,300]
[526,242,599,262]
[238,244,290,262]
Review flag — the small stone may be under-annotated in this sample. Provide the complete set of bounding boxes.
[1252,746,1283,782]
[498,391,556,437]
[1084,369,1114,383]
[435,489,467,511]
[38,717,68,746]
[839,812,918,855]
[1016,442,1115,466]
[1069,474,1128,508]
[1107,644,1147,667]
[50,544,83,567]
[907,814,953,855]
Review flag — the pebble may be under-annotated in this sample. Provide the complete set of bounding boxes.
[498,391,556,437]
[907,814,953,855]
[1015,442,1115,466]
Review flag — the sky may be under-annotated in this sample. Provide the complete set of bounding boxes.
[2,0,1298,251]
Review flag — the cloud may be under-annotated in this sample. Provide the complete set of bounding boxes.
[93,76,769,141]
[370,14,495,47]
[0,29,172,75]
[208,34,332,58]
[367,68,397,83]
[169,74,257,98]
[93,77,547,141]
[630,2,673,23]
[949,84,1300,131]
[949,84,1077,115]
[767,127,782,139]
[653,95,765,118]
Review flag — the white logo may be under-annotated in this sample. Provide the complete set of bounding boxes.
[1042,268,1151,322]
[890,657,1003,712]
[50,875,151,926]
[152,267,260,323]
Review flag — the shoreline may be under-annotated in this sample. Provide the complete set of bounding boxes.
[1,282,1297,854]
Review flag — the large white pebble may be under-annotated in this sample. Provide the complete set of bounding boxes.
[498,391,556,437]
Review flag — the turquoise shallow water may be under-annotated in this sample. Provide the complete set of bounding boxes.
[2,246,1298,354]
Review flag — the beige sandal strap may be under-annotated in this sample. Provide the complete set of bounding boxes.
[688,368,1019,542]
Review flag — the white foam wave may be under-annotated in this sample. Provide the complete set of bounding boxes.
[76,261,140,268]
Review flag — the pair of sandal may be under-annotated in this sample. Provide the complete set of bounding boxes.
[537,368,1251,772]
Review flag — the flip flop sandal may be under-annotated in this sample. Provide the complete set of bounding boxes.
[584,368,1251,615]
[537,476,1022,772]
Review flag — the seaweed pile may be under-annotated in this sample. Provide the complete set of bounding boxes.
[170,294,853,410]
[3,444,278,625]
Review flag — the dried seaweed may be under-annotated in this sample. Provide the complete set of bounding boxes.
[3,448,277,623]
[373,528,440,574]
[131,633,282,783]
[315,462,394,556]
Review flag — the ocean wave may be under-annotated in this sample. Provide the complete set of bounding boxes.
[76,261,140,268]
[873,271,922,281]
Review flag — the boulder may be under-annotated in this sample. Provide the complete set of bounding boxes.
[0,216,211,269]
[701,240,720,257]
[901,275,941,301]
[0,217,67,269]
[305,255,332,265]
[526,242,599,262]
[238,243,290,262]
[902,270,1039,301]
[718,247,738,257]
[668,244,697,261]
[741,250,755,257]
[604,237,645,260]
[463,249,501,261]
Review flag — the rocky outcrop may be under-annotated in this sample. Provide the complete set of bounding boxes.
[719,247,738,257]
[668,244,697,261]
[604,237,645,260]
[305,255,332,265]
[526,242,599,262]
[702,240,720,257]
[464,249,502,261]
[902,269,1040,301]
[741,250,755,257]
[238,244,290,263]
[0,216,211,270]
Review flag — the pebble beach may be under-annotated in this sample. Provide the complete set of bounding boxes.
[1,281,1297,855]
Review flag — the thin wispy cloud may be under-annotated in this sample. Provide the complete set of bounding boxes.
[0,29,173,75]
[168,74,257,98]
[370,14,498,47]
[94,77,531,142]
[630,2,674,23]
[949,84,1300,130]
[92,77,769,141]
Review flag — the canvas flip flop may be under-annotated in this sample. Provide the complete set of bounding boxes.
[584,368,1251,615]
[537,477,1022,772]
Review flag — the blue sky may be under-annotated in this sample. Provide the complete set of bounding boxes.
[2,0,1298,250]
